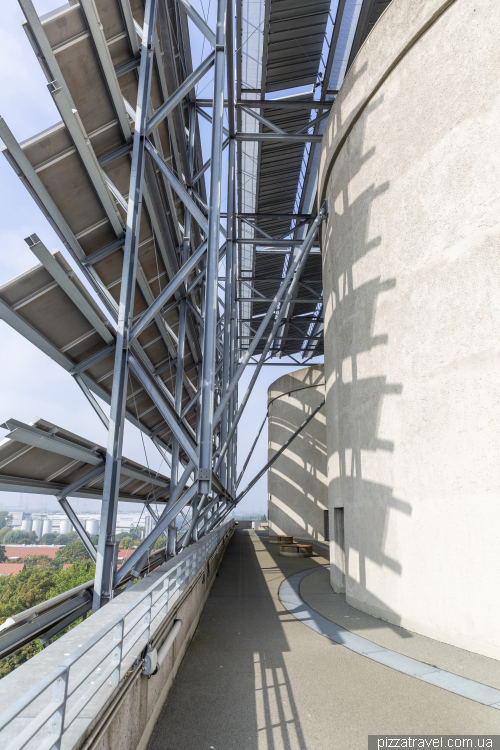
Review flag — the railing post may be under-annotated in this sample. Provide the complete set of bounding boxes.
[111,620,124,684]
[142,593,153,642]
[48,668,68,748]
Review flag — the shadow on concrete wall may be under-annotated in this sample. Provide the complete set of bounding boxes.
[324,87,412,620]
[268,370,328,542]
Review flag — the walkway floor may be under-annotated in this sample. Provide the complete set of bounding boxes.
[148,529,500,750]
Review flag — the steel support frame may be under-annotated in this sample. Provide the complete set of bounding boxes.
[93,0,160,611]
[92,0,231,608]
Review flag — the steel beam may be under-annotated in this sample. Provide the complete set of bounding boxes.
[93,0,159,612]
[113,464,196,585]
[145,52,215,135]
[128,355,199,466]
[237,399,325,503]
[198,0,227,496]
[129,239,207,342]
[235,133,323,142]
[212,210,326,431]
[215,208,326,469]
[58,497,98,562]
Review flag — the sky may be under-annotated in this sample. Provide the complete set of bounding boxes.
[0,0,322,519]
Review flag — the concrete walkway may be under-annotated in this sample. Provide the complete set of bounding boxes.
[147,530,500,750]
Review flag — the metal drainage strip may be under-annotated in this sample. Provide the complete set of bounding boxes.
[278,568,500,709]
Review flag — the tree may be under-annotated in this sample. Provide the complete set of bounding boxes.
[54,540,93,564]
[39,532,59,545]
[119,536,133,549]
[2,529,31,545]
[0,545,6,563]
[56,532,78,546]
[129,526,145,541]
[0,562,94,679]
[0,526,11,543]
[0,512,13,529]
[261,514,267,521]
[49,560,95,596]
[0,568,56,622]
[152,536,166,550]
[23,555,53,569]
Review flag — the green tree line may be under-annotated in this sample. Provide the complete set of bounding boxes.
[0,540,95,679]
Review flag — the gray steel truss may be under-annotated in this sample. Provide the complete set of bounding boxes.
[0,0,383,618]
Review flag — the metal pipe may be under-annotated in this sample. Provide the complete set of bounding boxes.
[157,618,183,665]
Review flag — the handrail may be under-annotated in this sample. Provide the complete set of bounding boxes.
[0,544,170,660]
[0,521,234,750]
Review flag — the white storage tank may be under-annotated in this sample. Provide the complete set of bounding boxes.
[86,519,99,536]
[60,519,73,535]
[42,519,52,536]
[32,519,43,538]
[21,518,32,532]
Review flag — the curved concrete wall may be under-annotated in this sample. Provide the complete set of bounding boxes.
[319,0,500,658]
[267,366,327,541]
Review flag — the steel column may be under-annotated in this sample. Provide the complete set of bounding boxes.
[198,0,227,496]
[93,0,159,611]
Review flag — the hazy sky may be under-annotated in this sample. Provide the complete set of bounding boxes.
[0,0,322,519]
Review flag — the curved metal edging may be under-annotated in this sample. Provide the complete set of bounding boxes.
[278,567,500,710]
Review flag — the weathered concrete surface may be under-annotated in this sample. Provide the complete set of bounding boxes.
[148,530,500,750]
[267,366,327,542]
[319,0,500,659]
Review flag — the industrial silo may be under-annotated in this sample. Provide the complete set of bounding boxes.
[318,0,500,658]
[267,365,327,542]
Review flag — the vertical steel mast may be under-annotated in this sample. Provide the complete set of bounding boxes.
[198,0,228,497]
[94,0,160,610]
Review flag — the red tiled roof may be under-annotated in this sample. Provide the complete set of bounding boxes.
[5,546,63,560]
[0,563,25,575]
[117,549,136,560]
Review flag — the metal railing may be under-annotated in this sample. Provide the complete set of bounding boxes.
[0,521,233,750]
[0,544,177,661]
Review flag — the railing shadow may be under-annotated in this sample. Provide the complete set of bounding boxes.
[147,529,332,750]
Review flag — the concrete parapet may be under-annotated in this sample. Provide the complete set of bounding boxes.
[0,527,233,750]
